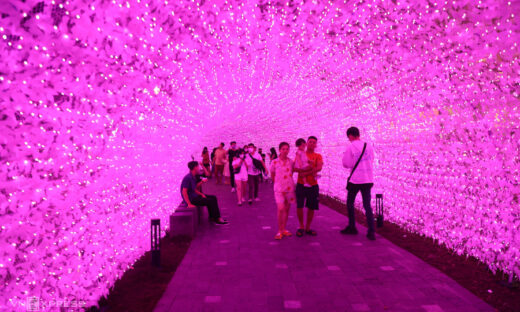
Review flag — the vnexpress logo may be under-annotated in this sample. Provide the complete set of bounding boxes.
[26,296,40,311]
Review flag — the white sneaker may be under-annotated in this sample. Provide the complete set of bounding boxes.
[254,198,260,202]
[231,188,236,193]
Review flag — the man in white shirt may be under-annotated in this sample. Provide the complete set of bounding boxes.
[245,143,267,204]
[341,127,376,240]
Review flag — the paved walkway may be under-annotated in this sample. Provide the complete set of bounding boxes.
[154,180,492,312]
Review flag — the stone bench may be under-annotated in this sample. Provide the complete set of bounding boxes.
[169,202,204,237]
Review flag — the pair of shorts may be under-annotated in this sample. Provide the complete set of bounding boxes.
[274,191,296,205]
[235,174,248,182]
[296,184,319,210]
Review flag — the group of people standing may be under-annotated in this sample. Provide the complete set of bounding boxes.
[270,136,323,239]
[182,126,376,241]
[203,142,270,205]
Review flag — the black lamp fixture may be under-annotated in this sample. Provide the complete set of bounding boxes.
[376,194,384,228]
[151,219,161,267]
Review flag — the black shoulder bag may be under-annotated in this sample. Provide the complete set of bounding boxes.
[346,143,367,190]
[249,154,265,173]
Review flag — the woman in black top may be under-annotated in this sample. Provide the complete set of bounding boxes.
[210,147,217,177]
[267,147,278,183]
[269,147,278,161]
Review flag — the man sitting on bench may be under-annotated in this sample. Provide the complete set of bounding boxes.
[181,161,229,225]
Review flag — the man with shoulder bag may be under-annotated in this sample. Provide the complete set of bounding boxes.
[232,149,249,205]
[228,141,239,193]
[245,143,267,204]
[341,127,376,241]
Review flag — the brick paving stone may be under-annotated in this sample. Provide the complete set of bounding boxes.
[421,304,444,312]
[154,180,493,312]
[284,300,302,309]
[204,296,222,303]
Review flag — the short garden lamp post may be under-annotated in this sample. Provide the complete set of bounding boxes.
[375,194,384,228]
[151,219,161,267]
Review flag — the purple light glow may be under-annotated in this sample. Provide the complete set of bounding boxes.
[0,0,519,310]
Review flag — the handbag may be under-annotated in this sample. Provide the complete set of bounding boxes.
[233,162,242,174]
[346,143,367,189]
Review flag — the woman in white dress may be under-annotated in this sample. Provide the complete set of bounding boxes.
[232,149,249,205]
[270,142,296,239]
